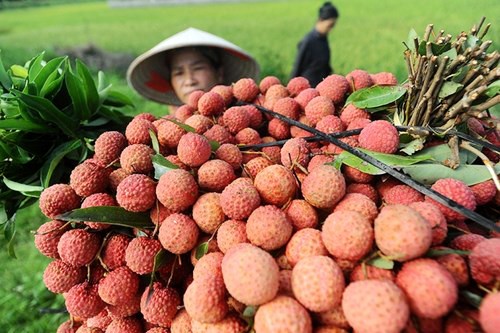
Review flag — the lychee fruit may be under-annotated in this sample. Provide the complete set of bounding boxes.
[198,91,225,116]
[246,205,293,251]
[125,237,162,275]
[94,131,127,166]
[383,184,424,205]
[305,96,335,126]
[469,238,500,285]
[259,76,281,94]
[480,292,500,333]
[43,259,86,293]
[273,97,301,119]
[345,69,374,91]
[235,127,261,145]
[470,179,496,206]
[349,263,396,282]
[295,88,320,110]
[203,124,234,145]
[409,201,447,246]
[159,213,200,254]
[287,76,311,97]
[220,178,260,220]
[174,104,195,122]
[183,277,228,323]
[157,120,186,148]
[233,78,259,102]
[125,118,155,145]
[116,174,156,212]
[140,282,180,327]
[292,255,345,312]
[34,220,68,258]
[285,228,328,266]
[184,114,213,134]
[285,199,319,230]
[69,160,109,198]
[215,143,243,170]
[216,220,248,254]
[254,164,297,207]
[316,74,350,105]
[267,118,291,140]
[370,72,398,86]
[425,178,477,222]
[342,279,409,333]
[58,229,100,267]
[210,84,234,106]
[177,132,212,167]
[346,183,379,204]
[119,143,154,174]
[333,193,378,222]
[97,266,139,305]
[222,106,250,134]
[301,164,346,210]
[187,90,204,109]
[322,210,374,261]
[156,169,198,213]
[254,295,313,333]
[197,159,236,192]
[101,233,131,271]
[396,258,458,319]
[280,137,310,169]
[358,120,399,154]
[105,317,142,333]
[65,282,106,319]
[374,204,432,261]
[221,243,279,305]
[242,156,273,179]
[81,193,116,230]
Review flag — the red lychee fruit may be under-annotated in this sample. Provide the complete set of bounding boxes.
[220,178,260,220]
[267,118,291,140]
[210,84,234,106]
[370,72,398,86]
[280,137,310,169]
[35,220,68,258]
[295,88,320,110]
[469,238,500,285]
[116,174,156,212]
[345,69,374,91]
[204,124,234,145]
[43,259,86,293]
[273,97,301,120]
[301,164,346,210]
[65,282,106,319]
[222,243,279,305]
[192,192,225,233]
[184,114,213,134]
[198,91,225,116]
[120,143,154,175]
[183,277,228,323]
[215,143,243,170]
[285,228,328,266]
[383,184,424,205]
[259,76,281,94]
[197,159,236,192]
[222,106,250,134]
[105,317,142,333]
[307,154,334,173]
[322,210,374,261]
[156,169,199,213]
[159,213,200,254]
[174,104,195,122]
[287,76,311,97]
[342,279,409,333]
[246,205,293,251]
[434,248,470,286]
[480,292,500,333]
[125,118,155,145]
[254,164,297,206]
[108,168,130,192]
[187,90,204,109]
[58,229,100,267]
[233,78,259,102]
[425,178,477,222]
[305,96,335,126]
[171,309,192,333]
[285,199,319,230]
[358,120,399,154]
[316,74,350,105]
[396,258,458,319]
[409,201,447,246]
[177,132,212,167]
[450,233,486,251]
[101,233,131,271]
[98,266,139,306]
[157,120,186,149]
[235,127,261,145]
[70,160,109,198]
[125,237,162,275]
[94,131,127,166]
[140,282,181,327]
[264,84,289,109]
[216,220,248,254]
[292,255,345,312]
[242,156,273,179]
[470,180,496,206]
[191,313,246,333]
[333,193,378,222]
[254,295,313,333]
[81,193,116,230]
[374,204,432,261]
[346,183,379,204]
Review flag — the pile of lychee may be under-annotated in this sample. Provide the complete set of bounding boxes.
[35,70,499,333]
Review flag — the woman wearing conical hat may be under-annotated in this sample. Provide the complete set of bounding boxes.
[127,27,260,106]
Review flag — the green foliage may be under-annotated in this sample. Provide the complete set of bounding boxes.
[346,85,407,109]
[0,52,133,254]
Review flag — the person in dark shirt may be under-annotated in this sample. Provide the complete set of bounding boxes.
[290,2,339,87]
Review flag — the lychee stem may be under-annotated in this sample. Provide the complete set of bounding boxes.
[460,141,500,191]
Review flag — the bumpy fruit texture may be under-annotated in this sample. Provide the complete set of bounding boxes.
[116,174,156,212]
[425,178,477,222]
[216,220,248,254]
[94,131,127,166]
[254,165,297,207]
[197,160,236,193]
[254,295,313,333]
[183,277,228,324]
[480,292,500,333]
[342,279,409,333]
[119,143,154,174]
[246,205,293,251]
[198,91,225,116]
[97,266,139,306]
[345,69,374,91]
[220,178,261,220]
[469,238,500,285]
[305,96,335,126]
[285,199,319,230]
[156,169,199,213]
[286,228,328,266]
[301,164,346,210]
[158,213,200,254]
[43,259,86,293]
[35,220,68,258]
[39,184,81,219]
[58,229,101,267]
[177,132,212,167]
[140,283,180,327]
[65,282,106,319]
[316,74,350,104]
[125,237,162,275]
[358,120,399,154]
[233,78,259,102]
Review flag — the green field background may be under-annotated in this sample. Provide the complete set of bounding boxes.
[0,0,499,331]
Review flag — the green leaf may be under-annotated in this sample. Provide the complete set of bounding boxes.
[104,90,134,107]
[463,35,480,50]
[418,41,451,56]
[406,29,419,51]
[426,248,470,257]
[56,206,153,229]
[195,242,209,260]
[152,249,169,273]
[14,91,78,137]
[76,59,100,113]
[451,65,470,83]
[3,177,43,195]
[40,139,82,187]
[441,47,457,60]
[0,118,55,133]
[367,256,394,270]
[0,50,13,89]
[11,65,28,79]
[5,219,17,258]
[346,85,406,109]
[33,57,66,93]
[66,69,90,120]
[484,80,500,98]
[149,129,160,154]
[0,202,8,224]
[402,162,500,185]
[332,149,433,175]
[414,144,477,165]
[209,140,220,152]
[168,118,196,133]
[152,154,179,180]
[460,290,482,309]
[39,68,65,99]
[438,81,463,99]
[27,52,45,82]
[243,306,257,317]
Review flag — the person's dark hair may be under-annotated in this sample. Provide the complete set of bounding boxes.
[318,2,339,20]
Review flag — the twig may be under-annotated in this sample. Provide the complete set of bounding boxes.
[460,141,500,191]
[478,23,491,40]
[469,95,500,114]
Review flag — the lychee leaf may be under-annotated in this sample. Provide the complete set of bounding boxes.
[438,81,464,99]
[149,129,160,154]
[195,242,209,260]
[485,80,500,97]
[152,154,179,180]
[3,177,43,195]
[40,139,82,188]
[242,305,256,317]
[426,248,470,257]
[346,86,406,109]
[152,249,169,273]
[56,207,153,228]
[367,257,394,270]
[460,290,482,309]
[209,140,220,152]
[168,118,196,133]
[406,29,419,51]
[413,144,477,165]
[401,162,500,185]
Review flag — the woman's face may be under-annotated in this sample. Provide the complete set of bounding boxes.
[317,18,337,35]
[168,48,223,104]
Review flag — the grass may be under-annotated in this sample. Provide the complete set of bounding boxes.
[0,0,499,331]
